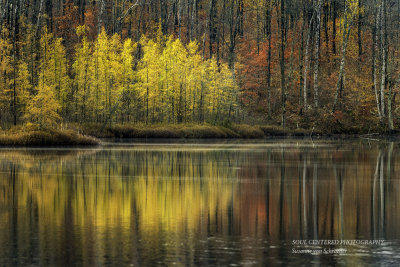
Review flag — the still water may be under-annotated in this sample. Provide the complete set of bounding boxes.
[0,140,400,266]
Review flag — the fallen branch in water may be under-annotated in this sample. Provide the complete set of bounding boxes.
[359,133,379,136]
[359,136,380,142]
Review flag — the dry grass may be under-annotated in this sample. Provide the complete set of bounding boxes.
[1,122,395,146]
[0,128,100,146]
[78,123,317,139]
[230,124,265,138]
[80,123,251,139]
[259,125,312,136]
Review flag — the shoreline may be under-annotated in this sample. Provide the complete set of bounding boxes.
[1,124,399,147]
[78,124,400,140]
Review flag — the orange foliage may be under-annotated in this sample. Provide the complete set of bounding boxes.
[54,0,80,57]
[236,39,277,111]
[83,5,98,41]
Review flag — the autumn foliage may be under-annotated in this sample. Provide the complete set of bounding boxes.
[0,0,399,133]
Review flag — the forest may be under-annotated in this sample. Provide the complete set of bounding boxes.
[1,0,400,133]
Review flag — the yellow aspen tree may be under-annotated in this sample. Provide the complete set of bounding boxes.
[218,62,237,119]
[73,25,92,122]
[160,37,175,122]
[15,61,32,120]
[204,57,221,121]
[0,29,13,124]
[89,28,109,123]
[170,38,188,123]
[27,26,62,128]
[49,37,70,117]
[195,57,208,123]
[161,37,188,123]
[107,33,123,125]
[120,38,137,123]
[138,37,161,123]
[37,27,52,93]
[15,19,35,124]
[25,81,61,128]
[186,41,202,121]
[136,35,238,124]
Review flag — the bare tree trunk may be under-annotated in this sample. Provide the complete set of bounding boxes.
[159,0,168,34]
[36,0,44,35]
[358,0,362,58]
[11,0,19,125]
[193,0,198,38]
[220,0,226,59]
[238,0,243,37]
[288,25,296,104]
[227,0,238,68]
[208,0,216,58]
[323,0,329,52]
[215,1,221,64]
[97,0,105,33]
[303,12,314,110]
[266,4,272,119]
[187,0,192,40]
[111,0,116,34]
[379,0,386,119]
[388,83,394,130]
[332,0,337,55]
[332,35,350,112]
[299,8,305,112]
[202,0,211,59]
[178,0,183,40]
[313,0,322,109]
[0,0,4,26]
[332,0,354,112]
[280,0,286,127]
[373,4,382,120]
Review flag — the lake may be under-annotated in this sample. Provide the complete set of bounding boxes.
[1,140,400,266]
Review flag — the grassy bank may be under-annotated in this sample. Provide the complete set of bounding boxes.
[0,127,100,146]
[1,123,397,146]
[77,123,315,139]
[0,124,310,146]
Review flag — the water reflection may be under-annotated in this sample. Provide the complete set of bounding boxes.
[0,141,400,266]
